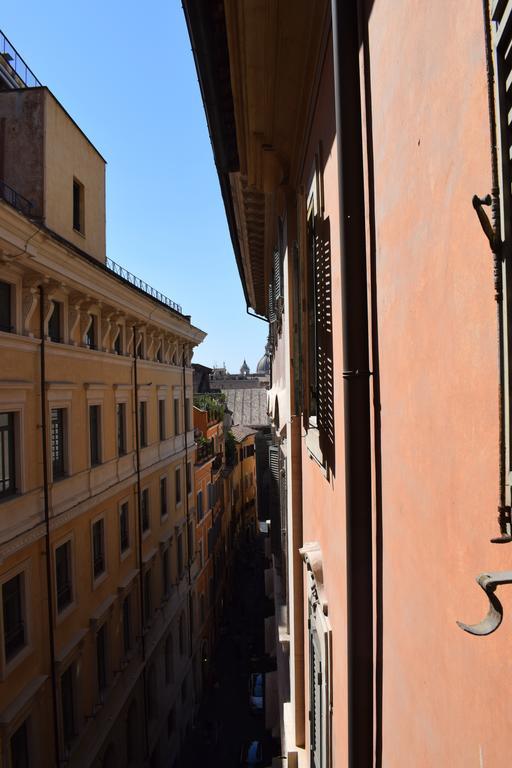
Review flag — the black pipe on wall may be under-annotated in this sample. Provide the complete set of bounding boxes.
[331,1,374,765]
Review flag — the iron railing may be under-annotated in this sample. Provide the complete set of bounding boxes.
[105,257,183,314]
[0,180,33,217]
[0,30,41,88]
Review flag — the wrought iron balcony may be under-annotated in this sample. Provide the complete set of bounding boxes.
[196,439,215,464]
[0,180,33,217]
[211,453,223,473]
[106,257,183,315]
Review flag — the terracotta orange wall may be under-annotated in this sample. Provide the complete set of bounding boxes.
[366,2,510,764]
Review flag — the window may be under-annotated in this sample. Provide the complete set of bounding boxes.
[173,398,180,435]
[48,300,62,342]
[56,541,73,613]
[73,179,84,233]
[89,405,101,466]
[188,521,194,565]
[92,519,105,580]
[2,572,25,661]
[162,548,170,598]
[175,467,181,505]
[160,477,168,518]
[139,401,147,448]
[0,281,12,332]
[207,482,213,511]
[177,532,184,580]
[10,718,30,768]
[185,397,191,432]
[61,663,76,746]
[85,315,96,349]
[144,569,152,625]
[186,461,192,494]
[122,594,132,655]
[120,502,129,553]
[51,408,66,479]
[165,634,173,684]
[197,490,203,522]
[96,623,108,694]
[141,488,150,532]
[159,399,166,441]
[117,403,127,456]
[0,412,16,497]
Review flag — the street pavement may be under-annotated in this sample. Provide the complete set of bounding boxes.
[179,534,275,767]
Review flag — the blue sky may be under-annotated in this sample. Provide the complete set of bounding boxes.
[1,1,267,373]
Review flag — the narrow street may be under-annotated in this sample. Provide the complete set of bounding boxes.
[180,534,276,768]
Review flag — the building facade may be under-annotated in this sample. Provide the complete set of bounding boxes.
[0,38,206,768]
[185,1,512,766]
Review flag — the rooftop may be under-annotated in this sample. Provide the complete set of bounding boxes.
[230,424,259,443]
[0,29,41,90]
[223,388,268,428]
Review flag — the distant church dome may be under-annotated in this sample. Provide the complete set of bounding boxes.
[240,359,250,376]
[256,350,270,375]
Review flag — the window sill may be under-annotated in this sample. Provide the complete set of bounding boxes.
[120,547,131,562]
[56,600,77,626]
[92,571,107,591]
[0,642,32,681]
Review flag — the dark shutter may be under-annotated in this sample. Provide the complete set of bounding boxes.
[314,216,335,466]
[269,445,281,556]
[310,629,323,768]
[268,282,276,323]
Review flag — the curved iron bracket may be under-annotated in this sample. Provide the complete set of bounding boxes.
[457,571,512,636]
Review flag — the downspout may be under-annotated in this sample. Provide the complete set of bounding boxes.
[182,349,194,660]
[132,327,150,759]
[331,1,374,766]
[39,286,61,768]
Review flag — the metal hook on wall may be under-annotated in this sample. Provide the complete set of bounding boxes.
[457,571,512,636]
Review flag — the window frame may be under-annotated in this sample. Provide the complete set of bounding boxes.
[72,177,85,234]
[91,516,107,587]
[51,407,67,481]
[55,537,75,618]
[117,402,127,457]
[160,475,168,520]
[141,487,150,534]
[119,500,130,557]
[88,403,102,468]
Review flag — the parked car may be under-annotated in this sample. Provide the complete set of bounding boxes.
[240,740,264,767]
[249,672,264,715]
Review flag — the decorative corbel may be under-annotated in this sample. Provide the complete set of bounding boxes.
[457,571,512,635]
[68,293,84,346]
[147,329,156,360]
[299,541,328,616]
[101,310,116,353]
[22,276,42,337]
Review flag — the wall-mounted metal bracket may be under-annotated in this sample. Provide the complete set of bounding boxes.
[472,194,497,250]
[457,571,512,635]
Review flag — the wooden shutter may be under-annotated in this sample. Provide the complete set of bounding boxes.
[315,216,335,463]
[269,445,281,555]
[273,247,282,301]
[310,629,323,768]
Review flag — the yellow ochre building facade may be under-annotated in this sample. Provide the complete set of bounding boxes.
[0,38,205,768]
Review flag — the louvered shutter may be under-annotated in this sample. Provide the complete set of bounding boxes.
[310,629,323,768]
[273,247,282,301]
[314,216,335,462]
[269,445,281,555]
[268,282,276,323]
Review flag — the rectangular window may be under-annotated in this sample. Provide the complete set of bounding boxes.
[197,490,203,522]
[96,623,107,694]
[173,398,180,435]
[119,502,129,553]
[10,719,29,768]
[162,548,170,598]
[186,461,192,495]
[89,405,101,466]
[177,532,184,580]
[175,467,181,505]
[122,594,132,655]
[117,402,127,456]
[92,519,105,579]
[48,300,62,342]
[188,521,194,565]
[160,477,168,518]
[73,179,84,233]
[2,572,25,661]
[51,408,66,479]
[185,397,191,432]
[144,569,152,624]
[85,315,96,349]
[0,281,12,333]
[56,541,73,613]
[0,412,16,497]
[159,399,166,441]
[139,401,147,448]
[61,664,76,746]
[141,488,150,532]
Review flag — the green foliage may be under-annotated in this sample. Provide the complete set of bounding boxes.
[193,393,226,422]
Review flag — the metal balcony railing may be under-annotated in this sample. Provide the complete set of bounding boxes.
[196,439,214,463]
[0,30,41,88]
[0,180,33,217]
[105,257,183,315]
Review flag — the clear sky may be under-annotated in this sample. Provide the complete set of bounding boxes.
[1,1,268,373]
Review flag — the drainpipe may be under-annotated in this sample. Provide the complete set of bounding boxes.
[39,286,61,768]
[331,1,374,766]
[132,327,150,760]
